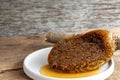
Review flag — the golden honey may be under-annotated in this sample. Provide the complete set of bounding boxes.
[40,64,100,78]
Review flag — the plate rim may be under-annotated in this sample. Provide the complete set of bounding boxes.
[23,47,114,80]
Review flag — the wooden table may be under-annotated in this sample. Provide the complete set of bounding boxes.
[0,34,120,80]
[0,34,53,80]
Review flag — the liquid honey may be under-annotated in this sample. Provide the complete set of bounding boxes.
[40,64,100,78]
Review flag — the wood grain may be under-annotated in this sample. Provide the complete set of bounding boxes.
[0,69,30,80]
[0,34,53,79]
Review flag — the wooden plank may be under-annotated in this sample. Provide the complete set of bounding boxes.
[0,34,53,71]
[0,69,31,80]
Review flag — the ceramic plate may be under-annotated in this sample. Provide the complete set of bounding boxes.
[23,47,114,80]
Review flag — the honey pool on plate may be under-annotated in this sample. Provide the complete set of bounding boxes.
[40,64,100,78]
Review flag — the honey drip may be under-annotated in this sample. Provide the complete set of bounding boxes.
[40,64,100,78]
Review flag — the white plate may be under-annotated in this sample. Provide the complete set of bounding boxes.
[23,47,114,80]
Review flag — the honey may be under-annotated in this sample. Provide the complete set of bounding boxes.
[40,64,100,78]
